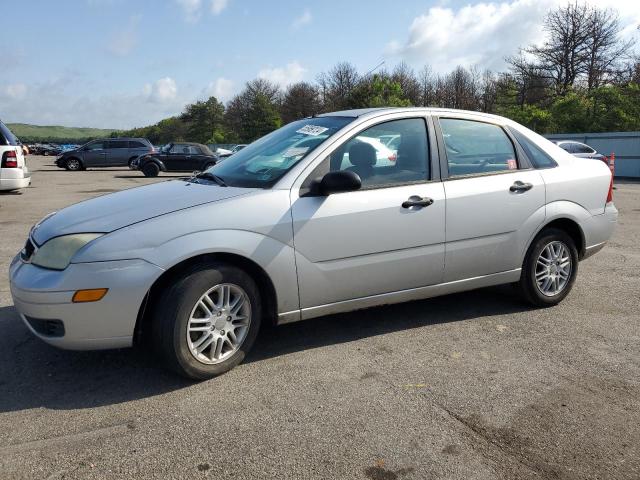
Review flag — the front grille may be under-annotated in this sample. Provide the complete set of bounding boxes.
[21,238,35,262]
[24,316,65,337]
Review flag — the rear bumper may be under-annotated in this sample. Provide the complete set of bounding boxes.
[0,172,31,190]
[9,256,164,350]
[582,203,618,260]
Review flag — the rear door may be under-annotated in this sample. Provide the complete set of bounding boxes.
[436,116,546,282]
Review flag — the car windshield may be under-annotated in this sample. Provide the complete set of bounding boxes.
[201,145,214,156]
[202,117,353,188]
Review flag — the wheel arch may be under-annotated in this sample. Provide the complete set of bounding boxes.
[141,157,166,171]
[526,217,586,260]
[133,252,278,345]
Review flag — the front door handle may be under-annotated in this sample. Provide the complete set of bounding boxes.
[402,195,434,208]
[510,181,533,193]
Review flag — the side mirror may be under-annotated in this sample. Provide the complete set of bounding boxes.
[312,170,362,196]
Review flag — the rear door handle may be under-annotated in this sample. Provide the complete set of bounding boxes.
[402,196,434,208]
[510,181,533,193]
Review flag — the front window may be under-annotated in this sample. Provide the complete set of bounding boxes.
[327,118,429,189]
[205,117,353,188]
[85,141,104,151]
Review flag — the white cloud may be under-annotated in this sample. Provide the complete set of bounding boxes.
[0,75,189,129]
[176,0,227,22]
[292,9,312,29]
[5,83,27,99]
[386,0,556,72]
[257,62,307,88]
[176,0,202,22]
[386,0,640,73]
[210,0,228,15]
[206,77,235,102]
[144,77,178,102]
[107,15,139,56]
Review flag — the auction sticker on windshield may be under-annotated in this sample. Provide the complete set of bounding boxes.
[296,125,329,136]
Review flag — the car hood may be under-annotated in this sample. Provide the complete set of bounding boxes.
[32,180,253,245]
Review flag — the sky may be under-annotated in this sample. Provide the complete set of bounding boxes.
[1,0,638,129]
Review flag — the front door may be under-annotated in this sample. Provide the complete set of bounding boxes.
[290,117,446,311]
[82,140,107,167]
[436,117,546,282]
[165,143,190,171]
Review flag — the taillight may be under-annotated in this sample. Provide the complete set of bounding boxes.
[1,150,18,168]
[608,152,615,177]
[606,172,614,203]
[388,152,397,163]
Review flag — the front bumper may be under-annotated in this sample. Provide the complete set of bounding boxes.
[9,256,164,350]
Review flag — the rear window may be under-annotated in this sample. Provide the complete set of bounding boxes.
[0,121,19,146]
[574,143,594,154]
[439,118,518,176]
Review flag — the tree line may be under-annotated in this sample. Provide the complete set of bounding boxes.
[114,3,640,145]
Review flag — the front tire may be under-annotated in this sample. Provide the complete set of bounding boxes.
[65,158,82,171]
[152,262,262,380]
[518,228,578,307]
[142,162,160,177]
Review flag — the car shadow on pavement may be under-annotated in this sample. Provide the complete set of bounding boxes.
[247,285,532,364]
[0,286,532,413]
[0,306,192,413]
[113,174,186,179]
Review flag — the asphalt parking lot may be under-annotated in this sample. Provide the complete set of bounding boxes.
[0,156,639,479]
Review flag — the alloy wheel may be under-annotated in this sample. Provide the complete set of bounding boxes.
[186,283,251,364]
[535,241,572,297]
[66,159,81,171]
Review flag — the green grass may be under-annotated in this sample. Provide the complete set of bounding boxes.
[7,123,115,143]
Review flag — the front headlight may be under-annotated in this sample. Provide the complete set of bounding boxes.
[31,233,103,270]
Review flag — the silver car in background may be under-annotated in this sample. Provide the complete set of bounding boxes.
[9,108,617,379]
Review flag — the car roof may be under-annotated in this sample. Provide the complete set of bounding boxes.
[316,106,509,122]
[106,137,149,141]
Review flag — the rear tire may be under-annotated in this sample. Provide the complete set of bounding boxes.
[518,228,578,307]
[65,158,82,171]
[142,162,160,177]
[152,262,262,380]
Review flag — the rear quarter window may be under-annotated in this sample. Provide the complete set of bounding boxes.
[129,141,148,149]
[509,129,557,169]
[0,121,19,146]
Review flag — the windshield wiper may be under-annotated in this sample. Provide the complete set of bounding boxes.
[195,171,227,186]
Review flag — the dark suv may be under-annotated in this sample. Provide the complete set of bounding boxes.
[55,138,153,171]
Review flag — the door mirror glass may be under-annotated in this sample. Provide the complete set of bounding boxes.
[313,170,361,196]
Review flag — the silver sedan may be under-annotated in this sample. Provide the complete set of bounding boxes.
[9,108,618,379]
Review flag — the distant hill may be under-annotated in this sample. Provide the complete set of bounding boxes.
[7,123,115,143]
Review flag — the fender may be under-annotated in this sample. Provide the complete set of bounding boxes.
[142,156,166,171]
[147,229,299,314]
[521,200,591,260]
[77,227,299,316]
